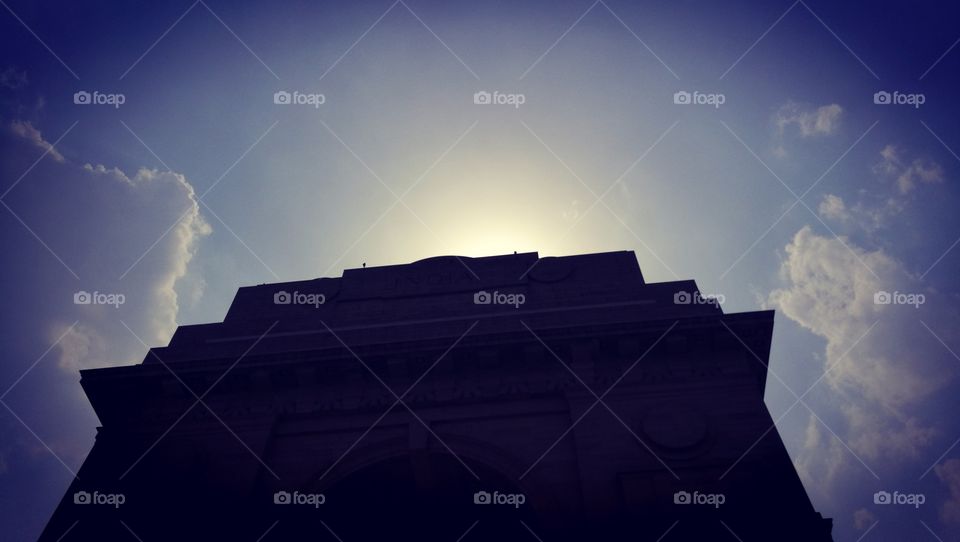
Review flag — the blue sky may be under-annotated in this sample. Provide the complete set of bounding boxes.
[1,0,960,540]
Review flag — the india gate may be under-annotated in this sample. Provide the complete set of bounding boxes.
[40,251,834,541]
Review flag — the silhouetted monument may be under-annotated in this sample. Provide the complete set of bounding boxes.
[41,251,833,541]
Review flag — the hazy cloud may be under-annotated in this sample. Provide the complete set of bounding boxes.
[775,102,843,138]
[8,120,64,162]
[874,144,944,194]
[0,67,27,90]
[853,507,875,530]
[936,459,960,524]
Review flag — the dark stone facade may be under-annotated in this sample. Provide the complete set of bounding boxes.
[41,251,833,541]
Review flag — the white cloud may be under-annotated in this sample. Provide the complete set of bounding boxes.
[775,102,843,138]
[8,120,65,162]
[874,144,944,194]
[768,227,957,463]
[48,164,212,369]
[818,194,848,222]
[935,459,960,524]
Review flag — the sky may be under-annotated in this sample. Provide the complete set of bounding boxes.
[1,0,959,540]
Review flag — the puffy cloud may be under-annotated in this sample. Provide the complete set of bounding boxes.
[46,164,212,369]
[1,121,210,370]
[935,459,960,524]
[8,120,64,162]
[818,194,848,222]
[768,227,957,462]
[775,102,843,138]
[874,144,944,194]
